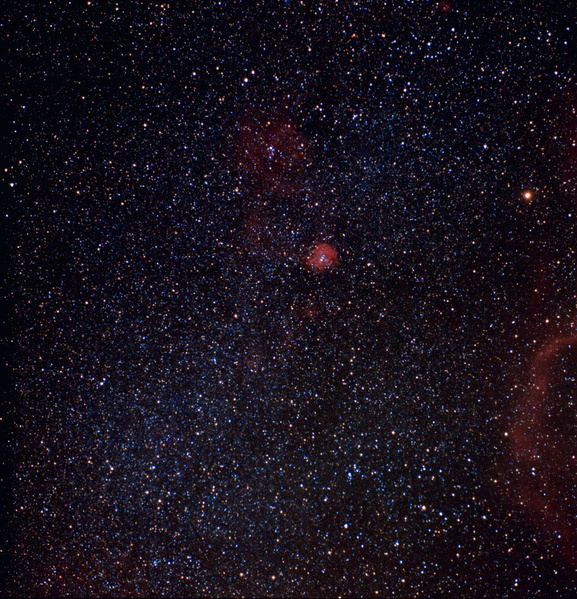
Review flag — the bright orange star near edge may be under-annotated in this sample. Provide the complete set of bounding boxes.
[522,190,534,202]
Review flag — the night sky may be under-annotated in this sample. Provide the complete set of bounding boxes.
[5,1,577,596]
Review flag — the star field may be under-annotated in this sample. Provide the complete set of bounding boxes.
[5,0,577,596]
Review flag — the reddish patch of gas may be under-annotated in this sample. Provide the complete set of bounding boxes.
[507,331,577,568]
[304,242,339,273]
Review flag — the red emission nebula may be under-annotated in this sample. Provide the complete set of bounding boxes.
[231,105,338,273]
[233,109,311,192]
[304,241,339,273]
[502,201,577,570]
[508,330,577,568]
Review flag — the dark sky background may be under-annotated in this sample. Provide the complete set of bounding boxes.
[4,0,577,596]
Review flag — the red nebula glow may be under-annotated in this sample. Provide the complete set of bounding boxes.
[232,108,311,194]
[231,105,337,268]
[508,329,577,568]
[436,1,452,12]
[300,297,320,320]
[304,242,339,273]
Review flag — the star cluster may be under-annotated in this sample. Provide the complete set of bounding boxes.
[5,0,577,596]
